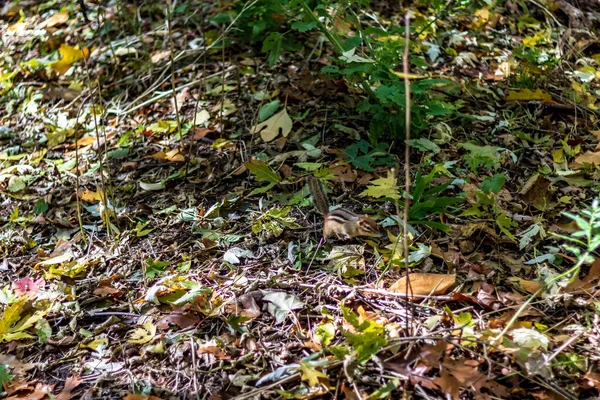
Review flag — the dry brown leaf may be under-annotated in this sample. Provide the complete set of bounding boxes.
[520,173,552,210]
[509,278,541,294]
[123,395,163,400]
[192,127,214,140]
[357,305,389,326]
[250,108,292,142]
[389,273,456,296]
[44,11,69,27]
[156,310,200,329]
[55,375,82,400]
[573,151,600,168]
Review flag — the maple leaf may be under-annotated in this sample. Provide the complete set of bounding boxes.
[12,277,44,300]
[360,171,400,200]
[299,361,329,387]
[127,320,157,344]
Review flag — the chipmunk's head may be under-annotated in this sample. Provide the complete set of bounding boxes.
[356,216,379,236]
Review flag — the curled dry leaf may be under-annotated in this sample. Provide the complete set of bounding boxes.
[389,273,456,297]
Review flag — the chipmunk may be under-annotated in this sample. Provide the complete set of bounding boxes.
[307,175,379,239]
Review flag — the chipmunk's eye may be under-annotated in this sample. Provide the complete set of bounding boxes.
[360,222,376,231]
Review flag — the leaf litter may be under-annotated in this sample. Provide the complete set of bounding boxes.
[0,1,600,399]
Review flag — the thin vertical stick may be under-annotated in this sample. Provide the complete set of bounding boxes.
[402,13,412,334]
[166,1,185,173]
[402,14,411,268]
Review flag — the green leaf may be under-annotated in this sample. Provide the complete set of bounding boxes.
[35,318,52,343]
[262,33,284,67]
[321,65,340,74]
[369,379,400,399]
[33,199,49,215]
[459,143,502,171]
[294,162,322,171]
[497,213,517,241]
[244,160,281,183]
[259,100,280,122]
[263,292,304,323]
[410,138,440,153]
[316,322,335,346]
[172,286,212,306]
[408,243,430,263]
[248,182,277,196]
[8,176,26,192]
[291,20,316,32]
[482,173,505,194]
[0,364,15,387]
[145,257,170,279]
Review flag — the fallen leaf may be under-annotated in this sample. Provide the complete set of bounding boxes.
[50,44,89,75]
[12,277,44,300]
[519,173,552,211]
[505,88,553,103]
[573,151,600,168]
[389,273,456,296]
[509,278,541,294]
[55,375,82,400]
[122,394,163,400]
[44,11,69,27]
[193,127,214,140]
[250,108,292,142]
[127,320,157,344]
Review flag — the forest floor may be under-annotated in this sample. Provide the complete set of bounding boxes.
[1,1,600,399]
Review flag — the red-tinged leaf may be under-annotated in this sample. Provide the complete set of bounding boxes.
[193,127,215,140]
[123,394,164,400]
[156,310,199,329]
[12,277,44,299]
[197,345,231,361]
[93,286,122,297]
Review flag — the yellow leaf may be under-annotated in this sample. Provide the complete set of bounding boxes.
[79,189,104,202]
[360,171,399,200]
[389,70,427,80]
[50,44,88,75]
[83,338,109,350]
[127,320,156,344]
[509,278,541,294]
[552,149,564,163]
[299,361,329,387]
[505,88,552,103]
[164,148,185,162]
[0,298,27,337]
[147,120,177,134]
[46,260,90,278]
[73,136,97,148]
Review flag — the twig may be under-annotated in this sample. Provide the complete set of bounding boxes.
[165,0,186,173]
[403,12,413,335]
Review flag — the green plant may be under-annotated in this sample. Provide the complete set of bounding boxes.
[408,162,463,231]
[554,199,600,266]
[344,140,394,171]
[460,173,517,240]
[229,0,462,141]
